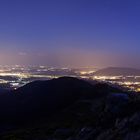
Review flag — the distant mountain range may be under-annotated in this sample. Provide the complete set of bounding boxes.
[94,67,140,76]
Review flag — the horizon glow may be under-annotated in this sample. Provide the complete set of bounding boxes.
[0,0,140,68]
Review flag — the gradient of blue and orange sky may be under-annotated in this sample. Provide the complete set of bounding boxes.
[0,0,140,68]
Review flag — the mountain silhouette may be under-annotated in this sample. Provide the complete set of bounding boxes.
[0,77,123,123]
[0,77,139,140]
[94,67,140,76]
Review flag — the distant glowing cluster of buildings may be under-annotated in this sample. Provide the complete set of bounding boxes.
[90,75,140,92]
[0,65,140,92]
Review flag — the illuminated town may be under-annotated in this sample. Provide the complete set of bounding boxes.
[0,65,139,92]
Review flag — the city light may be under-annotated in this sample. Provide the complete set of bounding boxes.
[0,65,139,92]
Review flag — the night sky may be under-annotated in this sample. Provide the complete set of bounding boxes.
[0,0,140,68]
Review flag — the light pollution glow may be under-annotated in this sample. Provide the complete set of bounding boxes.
[0,47,137,68]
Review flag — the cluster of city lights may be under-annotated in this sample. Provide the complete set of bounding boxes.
[0,65,139,92]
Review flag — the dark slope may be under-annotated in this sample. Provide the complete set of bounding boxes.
[94,67,140,76]
[0,77,124,124]
[0,77,104,123]
[13,77,95,120]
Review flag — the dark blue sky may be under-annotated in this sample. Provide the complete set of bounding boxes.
[0,0,140,67]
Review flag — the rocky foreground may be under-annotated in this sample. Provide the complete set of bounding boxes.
[0,77,140,140]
